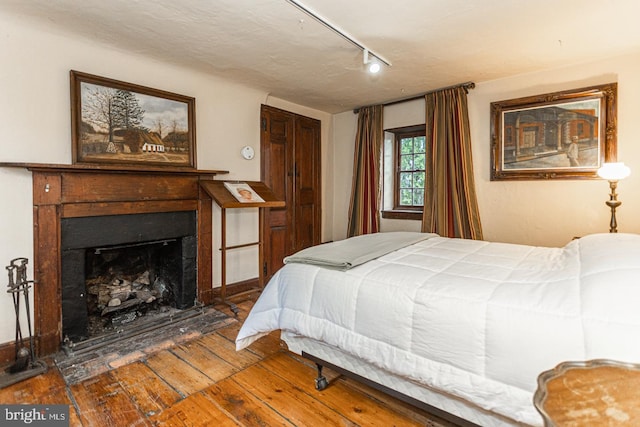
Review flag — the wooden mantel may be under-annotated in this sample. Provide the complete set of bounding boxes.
[0,162,228,175]
[0,162,228,358]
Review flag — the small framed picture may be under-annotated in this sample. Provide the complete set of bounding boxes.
[223,182,265,203]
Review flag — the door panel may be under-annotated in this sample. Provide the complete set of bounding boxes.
[267,226,287,278]
[261,106,294,279]
[293,116,321,253]
[261,105,321,281]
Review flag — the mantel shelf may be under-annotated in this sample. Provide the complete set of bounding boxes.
[0,162,229,176]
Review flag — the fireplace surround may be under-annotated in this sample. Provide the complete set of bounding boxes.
[0,163,227,359]
[61,210,197,343]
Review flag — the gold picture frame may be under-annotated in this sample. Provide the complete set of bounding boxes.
[70,70,196,169]
[490,83,617,180]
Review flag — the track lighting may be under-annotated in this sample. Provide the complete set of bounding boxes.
[286,0,391,73]
[363,49,381,74]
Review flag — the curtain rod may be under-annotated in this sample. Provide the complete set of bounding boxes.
[353,81,475,114]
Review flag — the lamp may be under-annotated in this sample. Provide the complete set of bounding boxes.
[597,162,631,233]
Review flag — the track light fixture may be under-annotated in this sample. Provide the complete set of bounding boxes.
[363,49,381,74]
[285,0,391,73]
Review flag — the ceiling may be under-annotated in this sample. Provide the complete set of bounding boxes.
[1,0,640,113]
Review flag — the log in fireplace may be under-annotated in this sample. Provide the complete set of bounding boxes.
[0,162,227,361]
[61,211,197,344]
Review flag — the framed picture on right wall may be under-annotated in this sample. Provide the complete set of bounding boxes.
[490,83,617,180]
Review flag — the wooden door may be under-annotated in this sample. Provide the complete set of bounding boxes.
[261,105,321,281]
[293,115,321,252]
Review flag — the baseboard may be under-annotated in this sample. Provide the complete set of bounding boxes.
[0,341,31,367]
[212,277,261,299]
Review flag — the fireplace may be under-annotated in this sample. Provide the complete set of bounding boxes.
[0,163,228,361]
[61,211,197,344]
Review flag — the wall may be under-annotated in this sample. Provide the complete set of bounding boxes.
[332,52,640,246]
[0,12,331,345]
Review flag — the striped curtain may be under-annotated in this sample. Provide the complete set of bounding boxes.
[422,87,483,239]
[347,105,383,237]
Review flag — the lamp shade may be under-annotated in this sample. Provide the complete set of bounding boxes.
[597,162,631,180]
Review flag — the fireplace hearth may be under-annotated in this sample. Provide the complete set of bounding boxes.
[61,211,197,345]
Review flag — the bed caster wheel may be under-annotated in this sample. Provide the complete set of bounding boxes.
[314,363,329,390]
[315,375,329,391]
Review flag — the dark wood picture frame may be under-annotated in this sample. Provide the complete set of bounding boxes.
[491,83,617,180]
[70,70,196,169]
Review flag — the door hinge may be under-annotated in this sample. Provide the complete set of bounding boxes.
[263,262,268,276]
[261,117,267,131]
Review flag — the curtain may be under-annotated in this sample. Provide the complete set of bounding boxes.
[347,105,383,237]
[422,87,483,239]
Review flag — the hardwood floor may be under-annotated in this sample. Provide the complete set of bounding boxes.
[0,296,455,426]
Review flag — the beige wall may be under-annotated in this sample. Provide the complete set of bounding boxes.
[473,55,640,246]
[332,52,640,246]
[0,12,331,344]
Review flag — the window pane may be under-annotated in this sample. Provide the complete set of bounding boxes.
[400,189,413,205]
[400,138,413,154]
[390,126,427,212]
[400,154,414,171]
[400,172,413,188]
[413,189,424,206]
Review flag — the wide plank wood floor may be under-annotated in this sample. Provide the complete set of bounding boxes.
[0,296,456,426]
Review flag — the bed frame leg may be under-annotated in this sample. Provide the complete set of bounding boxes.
[314,363,329,391]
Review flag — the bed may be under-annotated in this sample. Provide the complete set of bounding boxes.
[235,232,640,426]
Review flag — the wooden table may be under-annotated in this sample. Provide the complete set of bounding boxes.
[534,359,640,426]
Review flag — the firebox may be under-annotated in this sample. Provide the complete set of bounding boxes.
[60,211,197,344]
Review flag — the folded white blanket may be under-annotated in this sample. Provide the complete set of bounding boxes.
[283,231,436,270]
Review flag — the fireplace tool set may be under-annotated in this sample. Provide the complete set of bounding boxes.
[0,258,47,388]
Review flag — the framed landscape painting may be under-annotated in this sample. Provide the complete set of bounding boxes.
[490,83,617,180]
[70,70,196,168]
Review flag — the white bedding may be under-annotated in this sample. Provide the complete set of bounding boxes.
[236,233,640,426]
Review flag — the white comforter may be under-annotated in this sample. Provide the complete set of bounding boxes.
[236,233,640,426]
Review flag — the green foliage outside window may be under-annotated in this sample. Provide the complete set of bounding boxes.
[399,136,425,207]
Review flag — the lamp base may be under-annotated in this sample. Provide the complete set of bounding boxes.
[606,181,622,233]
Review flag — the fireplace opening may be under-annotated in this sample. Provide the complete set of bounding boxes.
[85,239,182,337]
[61,211,197,347]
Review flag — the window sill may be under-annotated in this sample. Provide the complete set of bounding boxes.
[381,210,422,220]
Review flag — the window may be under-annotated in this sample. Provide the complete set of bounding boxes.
[382,125,426,220]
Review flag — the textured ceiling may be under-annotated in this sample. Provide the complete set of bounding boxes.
[1,0,640,113]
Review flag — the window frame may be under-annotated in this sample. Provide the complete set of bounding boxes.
[382,124,426,221]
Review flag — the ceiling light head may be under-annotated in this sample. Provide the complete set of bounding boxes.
[363,49,381,74]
